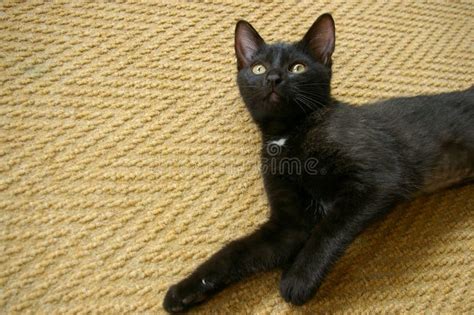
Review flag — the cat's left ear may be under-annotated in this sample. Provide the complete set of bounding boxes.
[301,13,335,67]
[235,20,265,70]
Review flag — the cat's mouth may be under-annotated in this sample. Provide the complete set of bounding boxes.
[266,90,281,103]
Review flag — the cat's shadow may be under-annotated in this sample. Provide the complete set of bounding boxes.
[186,184,472,314]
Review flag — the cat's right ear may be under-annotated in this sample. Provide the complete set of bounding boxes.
[235,20,265,70]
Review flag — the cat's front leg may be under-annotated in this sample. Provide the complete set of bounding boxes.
[279,196,393,305]
[163,220,308,313]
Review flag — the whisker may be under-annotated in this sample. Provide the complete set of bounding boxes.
[295,99,312,112]
[295,96,319,111]
[297,92,327,105]
[296,94,325,110]
[238,85,259,88]
[294,98,308,114]
[293,88,328,107]
[293,86,325,96]
[296,82,330,87]
[296,91,325,99]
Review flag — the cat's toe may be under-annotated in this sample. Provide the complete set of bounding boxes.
[163,280,210,313]
[163,285,193,313]
[163,285,188,313]
[279,272,315,306]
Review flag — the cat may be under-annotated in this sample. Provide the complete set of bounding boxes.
[163,13,474,313]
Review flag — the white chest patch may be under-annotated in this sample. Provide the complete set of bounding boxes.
[268,138,287,147]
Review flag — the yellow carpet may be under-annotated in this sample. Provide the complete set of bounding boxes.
[1,1,473,314]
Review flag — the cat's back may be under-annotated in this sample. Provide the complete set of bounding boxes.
[366,86,474,142]
[324,87,474,193]
[367,87,474,164]
[374,87,474,191]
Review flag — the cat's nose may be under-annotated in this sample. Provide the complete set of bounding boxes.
[266,71,283,87]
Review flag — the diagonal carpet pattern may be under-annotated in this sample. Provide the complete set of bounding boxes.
[1,1,473,313]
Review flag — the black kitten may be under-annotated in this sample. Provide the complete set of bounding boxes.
[163,13,474,313]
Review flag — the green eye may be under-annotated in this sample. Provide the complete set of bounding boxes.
[252,64,266,75]
[289,63,306,73]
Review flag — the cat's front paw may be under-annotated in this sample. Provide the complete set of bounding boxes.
[279,269,316,306]
[163,277,215,313]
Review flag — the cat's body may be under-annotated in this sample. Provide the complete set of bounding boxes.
[357,92,474,194]
[263,89,474,228]
[272,90,474,207]
[163,14,473,313]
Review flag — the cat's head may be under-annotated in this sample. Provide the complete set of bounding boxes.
[235,14,335,128]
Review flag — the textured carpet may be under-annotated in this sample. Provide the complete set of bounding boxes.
[1,1,473,314]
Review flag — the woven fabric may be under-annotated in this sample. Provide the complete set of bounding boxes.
[1,1,473,313]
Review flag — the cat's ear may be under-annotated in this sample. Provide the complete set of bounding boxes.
[235,20,265,70]
[301,13,335,66]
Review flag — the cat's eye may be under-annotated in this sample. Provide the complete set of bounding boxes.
[252,64,266,75]
[289,63,306,74]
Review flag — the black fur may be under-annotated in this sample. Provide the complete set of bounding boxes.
[163,14,474,313]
